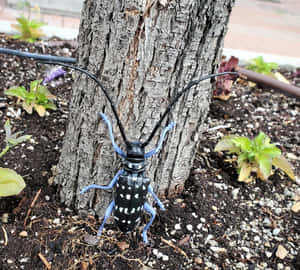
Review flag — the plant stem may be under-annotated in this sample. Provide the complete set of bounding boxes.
[0,146,10,158]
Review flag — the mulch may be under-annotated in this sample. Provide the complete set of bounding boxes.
[0,34,299,270]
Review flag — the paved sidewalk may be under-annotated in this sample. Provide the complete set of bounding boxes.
[0,0,299,64]
[225,0,300,59]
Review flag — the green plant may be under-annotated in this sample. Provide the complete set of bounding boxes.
[5,80,56,117]
[0,120,30,197]
[215,132,295,183]
[246,56,278,76]
[11,1,46,42]
[0,168,26,197]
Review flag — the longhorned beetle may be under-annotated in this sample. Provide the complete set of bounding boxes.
[40,62,236,244]
[0,48,237,244]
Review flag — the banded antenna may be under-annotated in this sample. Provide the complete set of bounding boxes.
[141,71,239,148]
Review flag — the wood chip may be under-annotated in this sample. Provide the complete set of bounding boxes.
[161,237,188,258]
[291,201,300,213]
[116,241,130,251]
[1,226,8,246]
[19,231,28,237]
[276,245,288,259]
[194,256,203,265]
[38,253,51,269]
[81,261,88,270]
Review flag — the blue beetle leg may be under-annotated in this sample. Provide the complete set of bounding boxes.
[144,122,175,158]
[142,202,156,244]
[148,185,165,210]
[100,112,126,158]
[97,200,115,237]
[80,169,123,194]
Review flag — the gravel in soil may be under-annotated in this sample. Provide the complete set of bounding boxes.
[0,35,299,270]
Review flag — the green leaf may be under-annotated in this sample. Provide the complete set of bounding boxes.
[4,120,12,139]
[30,79,41,91]
[246,56,278,76]
[214,136,240,153]
[232,137,251,152]
[43,102,57,110]
[254,132,266,147]
[272,155,295,181]
[8,135,31,147]
[261,145,281,158]
[0,168,26,197]
[256,153,272,179]
[5,86,28,100]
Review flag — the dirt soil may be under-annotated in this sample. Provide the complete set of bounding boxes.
[0,35,299,270]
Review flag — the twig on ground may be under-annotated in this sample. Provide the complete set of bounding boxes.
[1,225,8,246]
[161,237,188,258]
[24,189,42,227]
[111,251,146,267]
[38,252,51,269]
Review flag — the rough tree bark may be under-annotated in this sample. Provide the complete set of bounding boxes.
[55,0,235,215]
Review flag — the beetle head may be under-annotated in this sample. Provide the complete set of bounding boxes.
[126,141,145,161]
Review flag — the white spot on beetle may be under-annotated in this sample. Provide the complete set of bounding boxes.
[128,186,132,190]
[121,185,125,190]
[126,194,131,200]
[124,208,128,214]
[134,194,139,199]
[114,216,119,221]
[119,207,123,213]
[115,205,118,210]
[131,208,135,214]
[127,220,131,224]
[122,220,126,223]
[116,183,119,188]
[142,185,146,190]
[120,193,124,198]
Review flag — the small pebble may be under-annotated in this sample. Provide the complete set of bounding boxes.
[162,255,169,261]
[174,224,181,230]
[186,224,193,231]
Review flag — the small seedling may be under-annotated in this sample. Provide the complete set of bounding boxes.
[11,1,46,43]
[5,79,56,117]
[0,120,30,197]
[215,132,295,183]
[246,56,278,76]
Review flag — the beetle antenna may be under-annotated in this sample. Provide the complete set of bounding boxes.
[39,61,130,146]
[141,71,239,148]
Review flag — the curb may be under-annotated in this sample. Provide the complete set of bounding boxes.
[223,48,300,68]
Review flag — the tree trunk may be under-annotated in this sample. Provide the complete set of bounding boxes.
[55,0,235,215]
